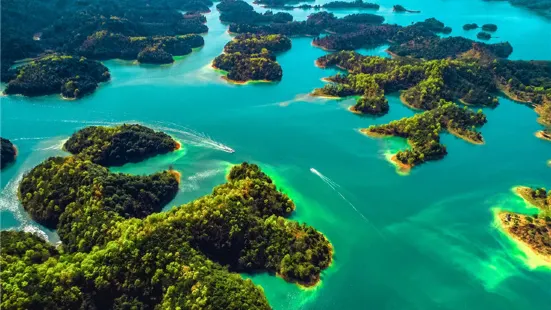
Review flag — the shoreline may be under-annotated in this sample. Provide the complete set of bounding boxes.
[168,169,182,184]
[358,129,412,174]
[495,211,551,269]
[399,93,423,111]
[447,128,485,145]
[311,41,334,52]
[211,63,275,85]
[348,106,362,115]
[536,130,551,142]
[280,235,334,290]
[390,154,412,173]
[513,186,547,210]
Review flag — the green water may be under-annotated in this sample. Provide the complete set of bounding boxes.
[1,0,551,309]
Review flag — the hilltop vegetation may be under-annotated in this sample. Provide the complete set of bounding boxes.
[1,138,17,169]
[3,55,110,98]
[5,152,332,309]
[64,124,179,166]
[314,51,551,123]
[364,102,486,168]
[217,0,293,24]
[1,0,210,79]
[213,34,291,82]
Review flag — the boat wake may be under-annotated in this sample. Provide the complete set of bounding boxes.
[152,121,234,153]
[310,167,385,238]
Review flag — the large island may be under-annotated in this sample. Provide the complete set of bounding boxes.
[3,126,333,309]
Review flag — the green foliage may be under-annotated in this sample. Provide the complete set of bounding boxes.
[3,54,110,98]
[314,51,499,111]
[366,102,487,167]
[4,159,332,309]
[213,34,291,82]
[1,137,16,169]
[64,124,179,166]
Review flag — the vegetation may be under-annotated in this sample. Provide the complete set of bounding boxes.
[482,23,498,32]
[1,137,17,169]
[3,55,110,99]
[1,0,212,75]
[64,124,179,166]
[314,51,500,112]
[387,36,513,60]
[498,185,551,265]
[364,102,486,167]
[217,0,293,24]
[393,5,420,13]
[312,17,452,51]
[315,50,551,121]
[297,1,380,10]
[78,32,204,63]
[4,157,332,308]
[477,32,492,40]
[213,34,291,82]
[463,23,479,30]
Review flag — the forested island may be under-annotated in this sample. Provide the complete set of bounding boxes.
[1,138,17,169]
[497,186,551,266]
[64,124,180,166]
[217,0,293,24]
[314,49,551,123]
[363,102,486,169]
[463,23,479,30]
[213,34,292,82]
[3,55,110,99]
[296,1,380,10]
[5,145,333,309]
[1,0,210,82]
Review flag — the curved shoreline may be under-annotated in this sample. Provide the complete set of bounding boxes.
[495,210,551,269]
[447,128,485,145]
[536,130,551,142]
[399,93,423,111]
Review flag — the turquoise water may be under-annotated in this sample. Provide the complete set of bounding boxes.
[1,0,551,309]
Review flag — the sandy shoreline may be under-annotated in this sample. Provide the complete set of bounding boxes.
[447,128,485,145]
[536,130,551,142]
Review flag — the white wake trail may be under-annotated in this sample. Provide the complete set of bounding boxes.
[310,168,385,238]
[152,122,234,153]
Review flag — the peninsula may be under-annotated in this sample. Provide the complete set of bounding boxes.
[497,186,551,267]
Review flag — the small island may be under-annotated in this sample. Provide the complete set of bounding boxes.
[3,55,110,99]
[463,23,479,30]
[362,101,486,169]
[497,186,551,267]
[477,31,492,40]
[64,124,180,166]
[482,23,498,32]
[1,137,17,169]
[213,34,292,83]
[6,158,333,309]
[393,5,420,13]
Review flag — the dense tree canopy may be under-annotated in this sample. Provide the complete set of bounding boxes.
[3,54,110,99]
[0,0,210,79]
[4,156,332,309]
[1,137,17,169]
[64,124,179,166]
[213,34,291,82]
[364,101,486,167]
[217,0,293,24]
